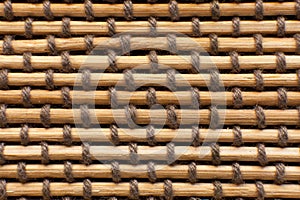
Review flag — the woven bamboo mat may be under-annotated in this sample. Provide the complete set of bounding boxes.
[0,0,300,199]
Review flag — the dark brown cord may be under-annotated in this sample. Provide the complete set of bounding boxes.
[167,142,175,165]
[0,69,8,90]
[191,87,200,109]
[129,143,139,165]
[278,126,288,147]
[41,141,50,164]
[82,69,91,91]
[23,52,33,72]
[232,17,240,37]
[43,0,54,20]
[3,35,13,55]
[85,0,94,21]
[109,87,118,109]
[120,35,131,55]
[20,124,30,146]
[146,125,156,146]
[192,18,201,37]
[107,49,118,72]
[277,87,287,109]
[164,179,173,200]
[61,87,72,108]
[83,179,92,200]
[40,104,51,128]
[167,69,176,91]
[167,34,177,54]
[191,51,200,74]
[191,126,200,147]
[111,161,121,183]
[230,51,240,73]
[45,69,54,90]
[211,143,221,165]
[169,0,179,21]
[125,104,137,129]
[62,17,71,38]
[0,105,6,128]
[124,0,134,20]
[148,17,157,37]
[82,143,92,165]
[254,69,264,91]
[110,124,119,145]
[213,181,223,200]
[4,0,13,20]
[61,51,72,72]
[255,181,265,200]
[85,35,94,54]
[210,105,219,129]
[276,52,286,73]
[211,0,220,21]
[0,143,4,165]
[166,105,179,129]
[147,87,157,107]
[209,33,218,55]
[275,163,285,185]
[149,50,158,73]
[147,161,157,183]
[277,16,285,37]
[107,18,116,37]
[255,106,266,129]
[63,125,72,146]
[255,0,264,20]
[257,143,268,166]
[254,34,263,55]
[47,35,57,55]
[80,104,91,128]
[42,179,51,200]
[24,18,33,39]
[232,162,243,184]
[22,86,32,107]
[0,180,6,200]
[188,162,197,184]
[294,34,300,55]
[64,161,74,182]
[297,0,300,20]
[232,87,243,108]
[233,126,243,147]
[17,162,27,183]
[129,179,139,200]
[124,69,136,91]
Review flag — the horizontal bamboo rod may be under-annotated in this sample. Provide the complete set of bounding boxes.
[1,89,300,107]
[1,145,300,162]
[2,54,300,70]
[0,20,300,36]
[0,127,299,145]
[0,37,299,54]
[1,108,300,126]
[2,72,300,88]
[3,182,300,198]
[0,163,299,181]
[0,2,297,18]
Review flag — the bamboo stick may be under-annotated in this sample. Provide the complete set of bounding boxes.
[1,108,300,126]
[1,145,300,162]
[0,37,298,54]
[1,127,299,144]
[1,89,300,107]
[0,20,299,36]
[2,72,300,88]
[0,163,299,181]
[0,2,296,18]
[1,54,300,70]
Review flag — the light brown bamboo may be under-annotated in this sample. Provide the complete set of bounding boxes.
[1,145,300,162]
[1,54,300,70]
[1,127,299,144]
[1,89,300,107]
[0,163,300,181]
[0,20,300,36]
[1,108,300,126]
[0,37,298,54]
[0,2,296,18]
[3,72,300,88]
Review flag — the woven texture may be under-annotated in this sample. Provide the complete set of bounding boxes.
[0,0,300,199]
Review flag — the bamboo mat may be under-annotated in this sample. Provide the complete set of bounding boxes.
[0,0,300,199]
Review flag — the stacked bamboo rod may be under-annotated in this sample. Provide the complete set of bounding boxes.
[0,0,300,199]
